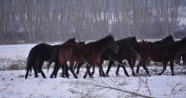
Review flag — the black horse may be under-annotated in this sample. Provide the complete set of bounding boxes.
[75,36,141,77]
[25,38,76,79]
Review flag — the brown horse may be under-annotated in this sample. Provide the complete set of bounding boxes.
[136,37,186,76]
[50,35,119,79]
[47,41,85,78]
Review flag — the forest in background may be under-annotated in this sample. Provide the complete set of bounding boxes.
[0,0,186,44]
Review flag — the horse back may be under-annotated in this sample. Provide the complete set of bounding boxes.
[59,43,92,62]
[29,43,56,60]
[147,42,182,61]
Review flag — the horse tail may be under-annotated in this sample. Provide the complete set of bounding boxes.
[47,46,61,72]
[25,49,34,79]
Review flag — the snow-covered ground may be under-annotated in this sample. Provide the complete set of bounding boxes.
[0,43,186,98]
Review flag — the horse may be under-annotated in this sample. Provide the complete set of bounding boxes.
[49,35,119,79]
[103,36,141,77]
[136,37,186,76]
[135,35,175,74]
[47,41,85,78]
[25,38,76,79]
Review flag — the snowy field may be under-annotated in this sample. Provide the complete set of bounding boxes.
[0,43,186,98]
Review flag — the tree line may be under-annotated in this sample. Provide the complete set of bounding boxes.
[0,0,183,44]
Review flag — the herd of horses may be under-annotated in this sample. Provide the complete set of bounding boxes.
[25,35,186,79]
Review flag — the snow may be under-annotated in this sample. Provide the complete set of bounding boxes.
[0,43,186,98]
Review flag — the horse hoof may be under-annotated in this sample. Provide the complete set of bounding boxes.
[34,76,38,78]
[83,75,87,79]
[132,72,135,76]
[91,72,94,75]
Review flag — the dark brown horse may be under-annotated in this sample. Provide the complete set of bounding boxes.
[136,37,186,76]
[115,48,137,76]
[134,35,174,75]
[49,35,119,79]
[25,38,75,79]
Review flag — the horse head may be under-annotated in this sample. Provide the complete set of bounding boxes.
[66,38,76,43]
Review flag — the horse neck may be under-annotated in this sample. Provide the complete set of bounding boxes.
[117,39,130,50]
[168,41,182,52]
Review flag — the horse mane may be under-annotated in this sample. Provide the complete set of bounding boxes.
[91,35,114,50]
[180,37,186,45]
[116,37,131,49]
[65,38,75,43]
[153,35,174,45]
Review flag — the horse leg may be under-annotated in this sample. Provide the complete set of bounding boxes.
[50,61,61,78]
[106,60,114,77]
[25,64,32,79]
[91,64,96,76]
[76,63,83,75]
[69,61,78,79]
[59,64,66,78]
[65,63,70,77]
[170,61,174,76]
[120,62,129,77]
[128,58,135,76]
[38,60,46,79]
[84,65,89,79]
[98,63,106,77]
[88,64,94,78]
[141,61,150,75]
[33,61,39,77]
[116,63,120,76]
[158,61,168,75]
[136,60,142,73]
[84,70,88,79]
